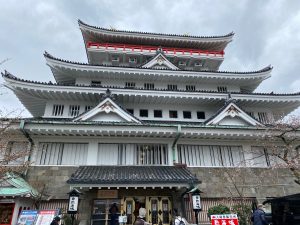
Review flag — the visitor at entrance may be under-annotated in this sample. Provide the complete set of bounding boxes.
[173,209,188,225]
[109,203,119,225]
[50,216,61,225]
[134,208,151,225]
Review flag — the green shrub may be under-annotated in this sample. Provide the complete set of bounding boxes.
[207,204,230,219]
[231,204,252,225]
[61,214,80,225]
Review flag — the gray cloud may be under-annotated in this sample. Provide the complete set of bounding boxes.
[1,0,300,116]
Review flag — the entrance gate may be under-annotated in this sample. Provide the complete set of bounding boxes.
[123,196,172,225]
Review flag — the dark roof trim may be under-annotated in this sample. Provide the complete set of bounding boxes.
[3,70,299,97]
[44,51,273,75]
[78,19,234,40]
[67,165,199,185]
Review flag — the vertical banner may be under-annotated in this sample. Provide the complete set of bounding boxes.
[34,210,57,225]
[17,210,38,225]
[211,214,239,225]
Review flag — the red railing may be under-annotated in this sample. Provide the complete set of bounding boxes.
[87,41,225,57]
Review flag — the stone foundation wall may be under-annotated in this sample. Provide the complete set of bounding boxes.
[188,167,299,201]
[26,166,78,199]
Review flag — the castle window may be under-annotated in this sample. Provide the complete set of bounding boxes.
[197,111,205,119]
[36,143,88,165]
[127,109,134,115]
[194,61,204,67]
[154,110,162,118]
[69,105,80,117]
[85,105,93,112]
[258,112,269,124]
[177,145,244,167]
[129,57,137,63]
[251,146,271,167]
[217,86,227,92]
[140,109,148,117]
[97,143,168,165]
[167,84,177,91]
[247,112,254,117]
[112,56,119,62]
[186,85,195,91]
[144,83,155,90]
[169,110,178,118]
[183,111,192,119]
[178,61,186,66]
[52,104,64,116]
[91,80,102,86]
[125,82,136,88]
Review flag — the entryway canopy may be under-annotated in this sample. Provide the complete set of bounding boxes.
[67,165,199,189]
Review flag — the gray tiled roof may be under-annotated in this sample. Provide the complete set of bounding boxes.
[67,166,199,185]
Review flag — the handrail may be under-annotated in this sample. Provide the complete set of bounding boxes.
[87,41,225,57]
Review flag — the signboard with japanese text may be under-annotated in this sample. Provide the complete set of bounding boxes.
[34,210,57,225]
[211,214,239,225]
[192,195,202,210]
[68,195,79,213]
[17,210,38,225]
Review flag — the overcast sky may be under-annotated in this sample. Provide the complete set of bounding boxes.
[1,0,300,117]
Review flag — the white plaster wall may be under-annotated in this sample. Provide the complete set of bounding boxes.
[75,77,240,92]
[90,112,126,122]
[218,116,249,126]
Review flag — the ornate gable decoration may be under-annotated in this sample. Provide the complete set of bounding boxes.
[74,97,141,123]
[206,102,263,127]
[142,52,179,70]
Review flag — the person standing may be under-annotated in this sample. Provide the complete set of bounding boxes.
[50,216,61,225]
[109,203,119,225]
[251,204,268,225]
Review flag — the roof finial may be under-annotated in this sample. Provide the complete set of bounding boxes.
[102,89,116,101]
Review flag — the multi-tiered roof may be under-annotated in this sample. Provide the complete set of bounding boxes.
[3,20,300,133]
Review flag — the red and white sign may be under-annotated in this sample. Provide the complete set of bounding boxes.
[211,214,239,225]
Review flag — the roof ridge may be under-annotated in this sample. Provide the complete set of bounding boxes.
[78,19,234,39]
[4,71,300,96]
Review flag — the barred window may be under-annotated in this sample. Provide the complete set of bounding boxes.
[177,145,244,167]
[257,112,269,124]
[36,143,88,165]
[125,82,136,88]
[69,105,80,117]
[52,105,64,116]
[217,86,227,92]
[167,84,177,91]
[144,83,155,90]
[186,85,195,91]
[97,143,168,165]
[85,105,93,112]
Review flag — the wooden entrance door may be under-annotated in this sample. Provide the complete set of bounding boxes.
[147,197,172,225]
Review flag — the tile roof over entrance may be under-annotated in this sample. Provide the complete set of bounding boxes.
[67,166,199,185]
